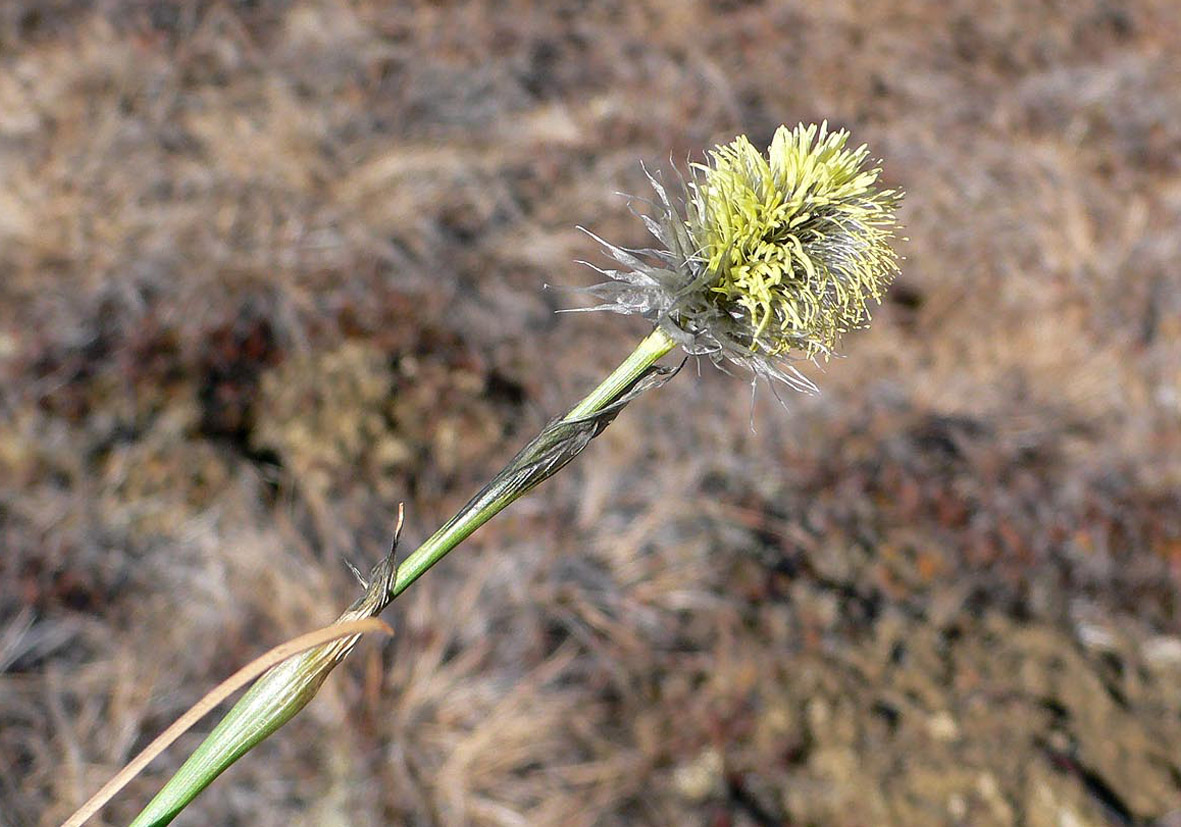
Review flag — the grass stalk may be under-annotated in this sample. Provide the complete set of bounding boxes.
[388,325,677,598]
[117,327,677,826]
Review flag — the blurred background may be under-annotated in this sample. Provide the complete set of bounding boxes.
[1,1,1179,825]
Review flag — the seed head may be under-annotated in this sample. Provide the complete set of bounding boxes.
[579,123,902,392]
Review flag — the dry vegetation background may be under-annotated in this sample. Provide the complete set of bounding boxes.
[1,1,1180,825]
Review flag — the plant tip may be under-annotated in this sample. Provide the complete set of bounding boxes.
[579,122,903,393]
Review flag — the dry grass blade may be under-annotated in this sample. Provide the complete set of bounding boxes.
[61,617,393,827]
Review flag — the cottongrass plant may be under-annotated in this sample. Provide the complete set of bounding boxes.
[66,122,902,826]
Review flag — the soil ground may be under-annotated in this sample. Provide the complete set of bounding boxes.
[1,1,1180,825]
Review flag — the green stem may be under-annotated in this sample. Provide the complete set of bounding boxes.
[124,325,677,827]
[389,325,676,598]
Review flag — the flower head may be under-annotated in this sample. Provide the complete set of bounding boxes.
[580,123,902,392]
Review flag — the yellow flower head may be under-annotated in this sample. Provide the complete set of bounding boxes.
[690,123,900,357]
[580,123,902,392]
